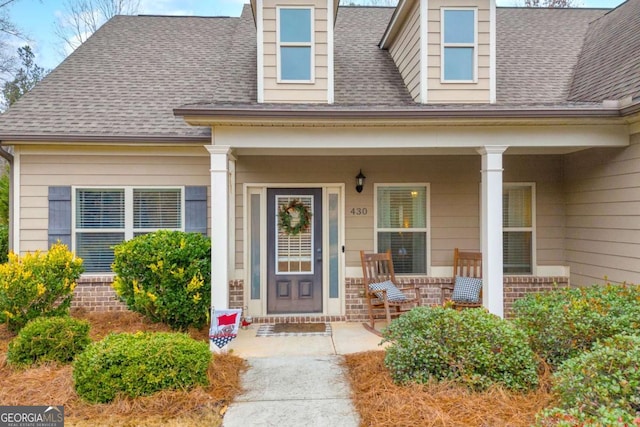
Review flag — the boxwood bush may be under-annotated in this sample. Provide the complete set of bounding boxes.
[73,332,211,403]
[513,284,640,369]
[382,307,539,391]
[7,316,91,367]
[112,230,211,330]
[0,243,84,332]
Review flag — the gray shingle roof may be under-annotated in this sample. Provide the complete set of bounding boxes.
[0,3,636,141]
[569,0,640,102]
[496,7,606,103]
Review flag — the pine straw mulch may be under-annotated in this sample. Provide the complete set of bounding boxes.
[0,309,246,427]
[343,351,556,427]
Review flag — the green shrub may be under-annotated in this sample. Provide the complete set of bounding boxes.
[513,284,640,369]
[0,243,84,332]
[7,316,90,367]
[112,230,211,331]
[0,224,8,264]
[535,406,640,427]
[73,332,210,403]
[542,334,640,423]
[382,307,539,391]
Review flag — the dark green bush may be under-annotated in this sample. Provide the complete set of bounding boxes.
[535,406,640,427]
[111,230,211,330]
[7,316,90,367]
[382,307,539,391]
[0,243,84,332]
[73,332,210,403]
[513,284,640,369]
[0,224,8,264]
[541,334,640,423]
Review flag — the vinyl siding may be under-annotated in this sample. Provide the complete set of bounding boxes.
[262,0,329,103]
[17,145,210,254]
[235,154,564,271]
[427,0,491,103]
[388,1,422,102]
[563,135,640,285]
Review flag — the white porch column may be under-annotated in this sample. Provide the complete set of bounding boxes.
[206,145,235,311]
[477,146,507,318]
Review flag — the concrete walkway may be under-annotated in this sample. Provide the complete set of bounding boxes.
[222,323,386,427]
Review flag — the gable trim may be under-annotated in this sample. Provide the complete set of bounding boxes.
[257,0,264,103]
[420,0,428,103]
[490,0,496,103]
[328,0,335,104]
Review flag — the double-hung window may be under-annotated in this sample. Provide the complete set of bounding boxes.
[441,8,477,82]
[277,7,313,82]
[75,187,183,273]
[503,184,534,274]
[375,185,428,274]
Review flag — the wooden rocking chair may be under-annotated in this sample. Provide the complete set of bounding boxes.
[360,250,422,335]
[441,248,483,309]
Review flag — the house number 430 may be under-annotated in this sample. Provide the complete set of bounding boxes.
[350,208,368,215]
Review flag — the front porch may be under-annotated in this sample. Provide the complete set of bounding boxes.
[72,274,568,321]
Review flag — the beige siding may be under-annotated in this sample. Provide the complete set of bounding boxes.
[18,145,210,254]
[563,135,640,285]
[427,0,491,103]
[388,1,422,102]
[262,0,328,103]
[235,154,564,271]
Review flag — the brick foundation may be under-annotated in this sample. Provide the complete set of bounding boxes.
[71,275,570,320]
[71,276,127,312]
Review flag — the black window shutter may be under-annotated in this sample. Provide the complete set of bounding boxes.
[185,186,207,235]
[48,186,72,248]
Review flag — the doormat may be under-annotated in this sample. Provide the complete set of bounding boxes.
[256,323,332,337]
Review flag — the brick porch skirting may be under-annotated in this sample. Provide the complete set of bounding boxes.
[72,275,569,319]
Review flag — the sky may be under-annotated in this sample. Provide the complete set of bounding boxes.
[5,0,627,71]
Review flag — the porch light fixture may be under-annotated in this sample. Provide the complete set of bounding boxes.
[355,169,366,193]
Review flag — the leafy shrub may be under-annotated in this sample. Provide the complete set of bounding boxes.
[111,230,211,330]
[382,306,539,391]
[0,224,8,264]
[0,243,84,332]
[537,334,640,424]
[7,316,90,367]
[73,332,210,403]
[513,284,640,369]
[535,406,640,427]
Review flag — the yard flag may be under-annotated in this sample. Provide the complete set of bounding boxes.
[209,308,242,349]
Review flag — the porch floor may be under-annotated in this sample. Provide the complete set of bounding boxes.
[225,321,388,357]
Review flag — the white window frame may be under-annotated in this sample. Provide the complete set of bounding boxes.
[503,182,536,275]
[374,183,431,275]
[276,6,315,83]
[440,7,478,83]
[72,186,185,273]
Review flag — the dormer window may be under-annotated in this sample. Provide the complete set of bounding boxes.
[277,7,314,82]
[441,8,477,83]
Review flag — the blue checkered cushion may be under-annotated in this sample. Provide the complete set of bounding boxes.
[369,280,408,302]
[451,276,482,303]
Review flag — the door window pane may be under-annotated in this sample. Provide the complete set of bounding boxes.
[276,195,313,274]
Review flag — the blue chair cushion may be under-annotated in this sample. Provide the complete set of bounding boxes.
[369,280,408,302]
[451,276,482,303]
